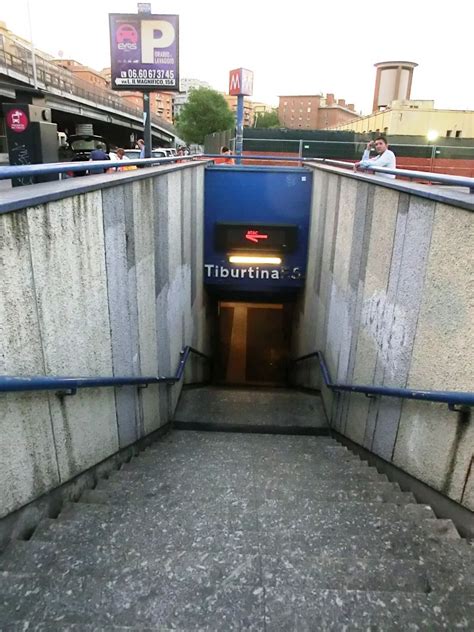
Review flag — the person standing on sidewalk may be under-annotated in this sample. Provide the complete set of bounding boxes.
[354,136,396,179]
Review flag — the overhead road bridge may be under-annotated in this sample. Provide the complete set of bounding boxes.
[0,40,177,153]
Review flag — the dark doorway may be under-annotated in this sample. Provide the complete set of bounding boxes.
[216,301,293,386]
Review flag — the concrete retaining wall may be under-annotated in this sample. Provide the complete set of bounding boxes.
[294,166,474,510]
[0,163,210,518]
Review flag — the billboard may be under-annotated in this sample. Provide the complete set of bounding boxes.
[229,68,254,96]
[109,13,179,91]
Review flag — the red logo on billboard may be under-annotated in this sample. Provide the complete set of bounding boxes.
[116,24,138,49]
[245,230,268,243]
[6,109,29,133]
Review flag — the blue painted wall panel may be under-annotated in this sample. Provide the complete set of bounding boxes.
[204,166,312,291]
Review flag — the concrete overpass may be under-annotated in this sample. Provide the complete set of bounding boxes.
[0,41,178,160]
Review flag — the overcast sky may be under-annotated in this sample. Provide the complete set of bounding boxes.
[2,0,473,114]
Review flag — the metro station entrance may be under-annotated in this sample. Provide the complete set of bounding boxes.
[215,301,293,386]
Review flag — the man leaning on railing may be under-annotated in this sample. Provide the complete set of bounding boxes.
[354,136,396,179]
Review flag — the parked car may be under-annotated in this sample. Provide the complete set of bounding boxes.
[123,149,141,160]
[152,149,167,159]
[61,134,110,177]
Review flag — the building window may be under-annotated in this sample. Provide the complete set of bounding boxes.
[384,127,388,134]
[455,130,462,137]
[446,130,452,137]
[284,101,287,106]
[307,107,311,113]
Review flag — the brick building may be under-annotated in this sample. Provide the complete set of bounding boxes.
[278,94,358,129]
[53,60,108,90]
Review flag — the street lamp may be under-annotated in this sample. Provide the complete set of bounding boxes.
[427,130,439,172]
[26,0,38,89]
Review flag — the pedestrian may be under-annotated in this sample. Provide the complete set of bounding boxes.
[214,146,235,165]
[89,148,111,174]
[115,148,136,171]
[137,139,145,159]
[354,136,396,178]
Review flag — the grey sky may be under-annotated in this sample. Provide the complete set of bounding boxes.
[2,0,473,114]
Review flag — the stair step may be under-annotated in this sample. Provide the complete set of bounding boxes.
[4,623,154,631]
[58,498,437,525]
[1,546,471,595]
[80,486,416,507]
[0,558,264,628]
[264,589,474,630]
[96,476,400,495]
[10,528,472,570]
[112,464,388,484]
[1,572,472,629]
[264,551,474,594]
[29,510,456,552]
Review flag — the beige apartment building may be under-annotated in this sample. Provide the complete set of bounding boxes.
[278,94,357,129]
[327,100,474,138]
[223,94,255,127]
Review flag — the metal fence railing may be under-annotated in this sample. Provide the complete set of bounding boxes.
[2,155,473,195]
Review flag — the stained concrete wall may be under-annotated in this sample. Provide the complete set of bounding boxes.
[0,163,210,518]
[294,165,474,510]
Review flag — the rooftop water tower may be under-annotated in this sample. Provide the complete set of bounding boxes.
[372,61,418,112]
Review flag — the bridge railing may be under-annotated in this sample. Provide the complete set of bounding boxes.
[0,35,175,136]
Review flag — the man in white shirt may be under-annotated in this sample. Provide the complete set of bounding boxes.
[354,136,396,179]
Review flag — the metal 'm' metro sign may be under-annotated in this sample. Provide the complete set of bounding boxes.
[229,68,254,96]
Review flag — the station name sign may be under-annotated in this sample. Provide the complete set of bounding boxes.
[205,264,304,281]
[109,13,179,91]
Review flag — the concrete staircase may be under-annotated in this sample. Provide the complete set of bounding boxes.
[1,430,473,630]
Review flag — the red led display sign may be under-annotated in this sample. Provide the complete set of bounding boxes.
[215,223,297,253]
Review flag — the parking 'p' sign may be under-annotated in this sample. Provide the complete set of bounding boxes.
[109,13,179,91]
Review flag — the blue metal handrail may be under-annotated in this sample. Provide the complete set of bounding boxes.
[293,351,474,410]
[0,155,205,180]
[1,154,473,193]
[0,346,211,394]
[308,157,474,193]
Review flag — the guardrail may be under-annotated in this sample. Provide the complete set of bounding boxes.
[306,157,474,193]
[0,346,211,395]
[0,154,207,180]
[1,154,474,193]
[293,351,474,411]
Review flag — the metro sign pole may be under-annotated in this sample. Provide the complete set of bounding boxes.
[229,68,254,165]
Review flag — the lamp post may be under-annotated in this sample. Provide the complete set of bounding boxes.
[26,0,38,89]
[427,130,439,173]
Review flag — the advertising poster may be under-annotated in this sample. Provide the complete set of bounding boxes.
[109,13,179,91]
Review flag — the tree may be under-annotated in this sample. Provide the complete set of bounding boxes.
[176,88,235,145]
[254,110,280,129]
